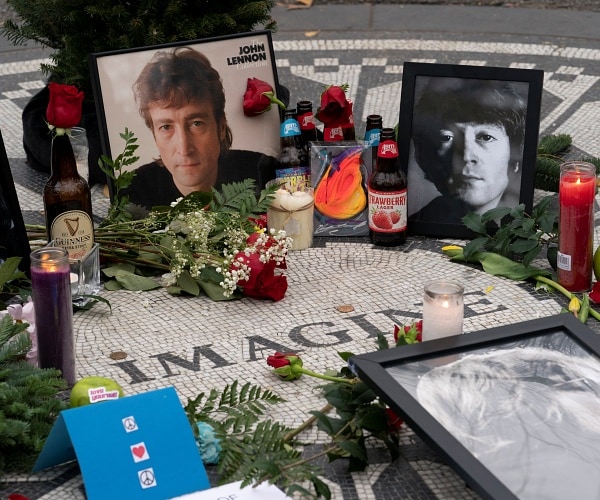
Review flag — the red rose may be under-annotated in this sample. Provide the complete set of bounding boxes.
[232,253,288,301]
[316,85,352,126]
[267,352,303,380]
[46,82,84,129]
[590,282,600,304]
[385,407,403,433]
[231,251,265,291]
[243,260,288,301]
[267,351,299,369]
[243,77,285,117]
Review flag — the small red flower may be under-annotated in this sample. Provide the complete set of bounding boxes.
[589,282,600,304]
[267,351,298,369]
[385,407,403,433]
[267,352,303,380]
[46,82,84,129]
[315,85,352,127]
[243,77,285,117]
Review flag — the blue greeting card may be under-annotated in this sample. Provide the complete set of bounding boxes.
[34,386,210,500]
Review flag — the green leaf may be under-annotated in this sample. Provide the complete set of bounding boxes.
[197,280,237,301]
[114,271,161,291]
[461,212,487,234]
[474,252,551,280]
[0,257,23,288]
[481,206,512,224]
[337,351,355,362]
[104,279,123,291]
[101,263,137,277]
[338,440,368,461]
[176,271,200,296]
[509,237,539,254]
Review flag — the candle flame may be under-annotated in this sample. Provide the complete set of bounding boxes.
[442,300,450,308]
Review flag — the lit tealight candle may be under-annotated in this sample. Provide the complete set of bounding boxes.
[267,188,314,250]
[422,280,464,341]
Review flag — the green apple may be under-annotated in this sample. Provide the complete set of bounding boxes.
[595,246,600,282]
[70,376,124,408]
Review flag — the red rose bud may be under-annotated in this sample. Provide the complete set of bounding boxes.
[243,77,285,117]
[590,282,600,304]
[386,407,403,433]
[316,84,352,126]
[267,352,303,380]
[46,82,84,130]
[393,324,401,343]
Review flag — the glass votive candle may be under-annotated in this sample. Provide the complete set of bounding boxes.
[557,161,596,292]
[30,247,75,385]
[422,280,464,341]
[267,187,314,250]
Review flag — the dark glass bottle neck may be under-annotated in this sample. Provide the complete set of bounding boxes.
[51,134,80,179]
[366,115,382,130]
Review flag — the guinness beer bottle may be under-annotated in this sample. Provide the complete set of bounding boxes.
[367,127,407,246]
[43,133,94,260]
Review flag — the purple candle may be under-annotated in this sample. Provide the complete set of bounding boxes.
[30,247,75,385]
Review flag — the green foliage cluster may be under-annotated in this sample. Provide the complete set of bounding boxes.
[461,195,559,269]
[2,0,276,96]
[0,256,30,310]
[0,314,67,476]
[535,134,600,192]
[184,381,330,499]
[310,353,400,473]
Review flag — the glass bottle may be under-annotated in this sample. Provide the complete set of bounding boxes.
[43,133,94,261]
[367,127,407,246]
[364,114,382,167]
[297,100,318,151]
[276,108,309,189]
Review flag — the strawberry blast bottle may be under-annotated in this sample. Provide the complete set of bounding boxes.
[367,127,407,246]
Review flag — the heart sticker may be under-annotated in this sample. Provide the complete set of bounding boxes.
[133,445,146,458]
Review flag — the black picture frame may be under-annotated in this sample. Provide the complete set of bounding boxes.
[349,314,600,500]
[398,62,543,239]
[88,31,281,204]
[0,130,31,272]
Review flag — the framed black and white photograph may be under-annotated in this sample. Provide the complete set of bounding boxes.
[349,314,600,500]
[398,62,543,239]
[0,131,31,271]
[89,31,282,209]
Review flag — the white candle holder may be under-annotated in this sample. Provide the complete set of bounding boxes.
[422,280,464,341]
[267,187,314,250]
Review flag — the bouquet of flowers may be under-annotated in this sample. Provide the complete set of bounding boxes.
[89,180,291,302]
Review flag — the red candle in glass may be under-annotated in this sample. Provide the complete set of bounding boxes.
[30,247,75,385]
[557,161,596,292]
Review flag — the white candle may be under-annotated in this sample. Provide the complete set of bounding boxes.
[267,188,314,250]
[422,281,464,340]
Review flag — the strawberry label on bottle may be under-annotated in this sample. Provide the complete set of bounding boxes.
[367,188,407,233]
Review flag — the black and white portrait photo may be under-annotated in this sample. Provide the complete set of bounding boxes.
[398,63,543,238]
[387,331,600,499]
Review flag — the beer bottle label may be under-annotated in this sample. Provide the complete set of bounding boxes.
[298,112,316,130]
[377,139,399,159]
[280,118,301,137]
[364,128,381,148]
[367,188,407,233]
[50,210,94,260]
[324,126,343,141]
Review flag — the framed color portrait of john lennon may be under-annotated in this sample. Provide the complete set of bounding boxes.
[89,31,281,209]
[398,62,543,239]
